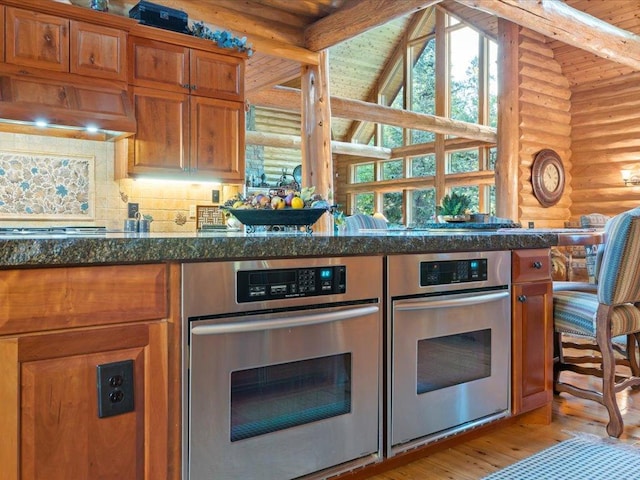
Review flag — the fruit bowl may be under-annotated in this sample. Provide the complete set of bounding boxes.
[224,207,328,233]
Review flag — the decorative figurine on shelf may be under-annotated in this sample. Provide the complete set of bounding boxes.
[90,0,109,11]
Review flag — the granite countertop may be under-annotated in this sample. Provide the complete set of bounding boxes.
[0,230,560,268]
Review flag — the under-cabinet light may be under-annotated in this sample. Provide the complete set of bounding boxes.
[35,119,48,128]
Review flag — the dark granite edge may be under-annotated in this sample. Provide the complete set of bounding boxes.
[0,232,559,267]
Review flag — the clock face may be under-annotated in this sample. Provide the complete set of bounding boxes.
[543,164,560,192]
[532,149,564,207]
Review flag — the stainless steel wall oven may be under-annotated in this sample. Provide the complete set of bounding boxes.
[182,257,382,480]
[387,251,512,456]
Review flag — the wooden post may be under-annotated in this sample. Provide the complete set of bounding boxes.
[496,19,519,222]
[301,50,333,233]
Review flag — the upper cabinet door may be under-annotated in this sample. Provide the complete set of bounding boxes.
[70,21,126,82]
[1,7,5,63]
[190,50,244,101]
[129,36,190,93]
[5,7,69,72]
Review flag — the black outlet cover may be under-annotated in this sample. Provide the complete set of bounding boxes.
[97,360,135,418]
[212,190,220,203]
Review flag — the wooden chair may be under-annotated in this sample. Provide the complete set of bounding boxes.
[553,206,640,437]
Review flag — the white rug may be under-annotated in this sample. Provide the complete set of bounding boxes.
[483,433,640,479]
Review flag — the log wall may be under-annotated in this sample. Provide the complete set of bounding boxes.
[569,72,640,220]
[517,28,572,228]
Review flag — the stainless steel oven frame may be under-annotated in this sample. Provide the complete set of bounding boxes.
[386,251,512,457]
[182,256,384,480]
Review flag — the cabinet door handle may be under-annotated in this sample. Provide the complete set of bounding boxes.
[532,261,542,269]
[181,83,190,89]
[517,295,527,303]
[191,84,197,91]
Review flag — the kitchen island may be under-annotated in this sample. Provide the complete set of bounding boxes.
[0,229,557,266]
[0,230,558,480]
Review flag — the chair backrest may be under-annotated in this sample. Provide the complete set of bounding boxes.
[580,213,610,281]
[344,213,387,232]
[597,207,640,305]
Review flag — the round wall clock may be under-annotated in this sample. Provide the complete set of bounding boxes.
[531,149,565,207]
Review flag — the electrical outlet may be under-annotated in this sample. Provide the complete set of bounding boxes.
[211,190,220,204]
[97,360,134,418]
[127,203,139,219]
[189,205,197,219]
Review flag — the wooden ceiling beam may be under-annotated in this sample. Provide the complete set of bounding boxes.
[245,131,392,159]
[247,87,497,143]
[304,0,442,51]
[454,0,640,71]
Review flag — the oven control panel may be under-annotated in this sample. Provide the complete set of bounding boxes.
[420,258,488,286]
[237,265,346,302]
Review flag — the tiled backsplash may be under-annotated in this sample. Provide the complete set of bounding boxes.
[0,133,239,232]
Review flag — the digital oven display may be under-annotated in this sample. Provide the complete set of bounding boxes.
[237,266,346,302]
[419,258,488,286]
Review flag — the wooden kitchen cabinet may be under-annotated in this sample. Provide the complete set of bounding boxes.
[122,34,245,182]
[5,7,70,72]
[70,20,127,81]
[0,264,170,480]
[5,7,126,80]
[1,6,5,62]
[511,249,553,418]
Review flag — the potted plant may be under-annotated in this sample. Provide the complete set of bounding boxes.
[438,192,472,222]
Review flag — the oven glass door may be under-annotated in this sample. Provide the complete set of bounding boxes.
[188,304,380,480]
[391,290,510,448]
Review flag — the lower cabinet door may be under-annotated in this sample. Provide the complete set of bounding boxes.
[512,280,553,414]
[0,322,167,480]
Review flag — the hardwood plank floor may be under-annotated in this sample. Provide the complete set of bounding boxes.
[364,375,640,479]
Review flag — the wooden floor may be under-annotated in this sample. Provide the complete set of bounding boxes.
[364,374,640,479]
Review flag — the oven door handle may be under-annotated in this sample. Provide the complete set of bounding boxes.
[191,305,379,335]
[395,291,509,311]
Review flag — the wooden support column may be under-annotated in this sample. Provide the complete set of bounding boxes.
[434,8,447,210]
[301,50,333,233]
[496,19,519,222]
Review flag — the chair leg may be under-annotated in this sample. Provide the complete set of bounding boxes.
[552,331,563,392]
[630,333,640,377]
[596,317,623,437]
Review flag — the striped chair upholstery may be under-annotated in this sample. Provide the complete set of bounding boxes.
[580,213,610,282]
[553,206,640,438]
[344,213,387,232]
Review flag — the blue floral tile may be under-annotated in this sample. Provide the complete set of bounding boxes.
[0,152,94,219]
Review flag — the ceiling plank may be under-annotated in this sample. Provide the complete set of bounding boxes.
[248,87,497,143]
[454,0,640,71]
[304,0,442,51]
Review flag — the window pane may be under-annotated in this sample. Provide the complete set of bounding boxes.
[452,186,479,213]
[354,193,374,215]
[382,88,404,148]
[382,191,403,225]
[410,38,436,144]
[412,188,436,225]
[450,26,479,123]
[489,185,496,215]
[411,155,436,177]
[353,163,374,183]
[488,147,497,171]
[489,40,498,128]
[381,160,403,180]
[449,150,479,173]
